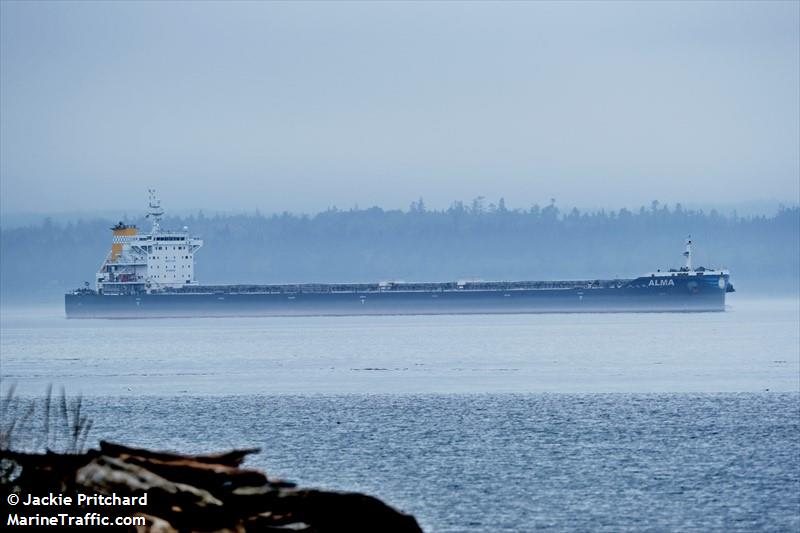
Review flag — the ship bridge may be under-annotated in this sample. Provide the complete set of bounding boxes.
[96,190,203,295]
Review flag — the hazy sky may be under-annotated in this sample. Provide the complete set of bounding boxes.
[1,1,798,215]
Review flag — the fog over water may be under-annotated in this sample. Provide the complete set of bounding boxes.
[2,204,799,304]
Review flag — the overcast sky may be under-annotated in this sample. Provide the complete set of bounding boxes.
[1,1,798,215]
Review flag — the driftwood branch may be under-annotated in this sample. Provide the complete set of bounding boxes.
[99,441,259,467]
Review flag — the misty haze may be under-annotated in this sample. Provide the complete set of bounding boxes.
[1,198,798,305]
[1,2,798,533]
[1,2,798,216]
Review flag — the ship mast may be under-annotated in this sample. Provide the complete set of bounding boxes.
[682,235,693,271]
[146,189,164,234]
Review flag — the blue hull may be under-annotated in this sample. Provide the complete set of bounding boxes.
[65,275,729,318]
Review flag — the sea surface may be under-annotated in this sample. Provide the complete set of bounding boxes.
[1,298,799,531]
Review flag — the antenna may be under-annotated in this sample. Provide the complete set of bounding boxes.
[682,235,692,271]
[146,189,164,233]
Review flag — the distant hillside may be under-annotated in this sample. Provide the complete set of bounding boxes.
[2,202,798,304]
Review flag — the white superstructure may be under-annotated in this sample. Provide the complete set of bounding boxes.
[96,190,203,294]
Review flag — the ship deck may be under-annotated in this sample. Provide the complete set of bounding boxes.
[154,279,634,295]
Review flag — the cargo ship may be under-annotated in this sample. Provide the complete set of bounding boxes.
[65,192,735,318]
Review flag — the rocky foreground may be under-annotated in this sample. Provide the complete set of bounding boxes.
[1,441,422,532]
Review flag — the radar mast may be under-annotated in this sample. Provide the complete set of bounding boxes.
[146,189,164,233]
[682,235,693,271]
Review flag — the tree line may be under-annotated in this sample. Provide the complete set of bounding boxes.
[2,200,797,303]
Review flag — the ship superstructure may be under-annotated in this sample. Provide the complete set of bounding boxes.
[67,193,734,318]
[95,190,203,295]
[632,236,732,292]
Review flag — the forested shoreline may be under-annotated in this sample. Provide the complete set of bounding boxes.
[2,201,798,303]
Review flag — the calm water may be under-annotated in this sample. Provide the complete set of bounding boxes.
[2,298,798,395]
[2,298,799,531]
